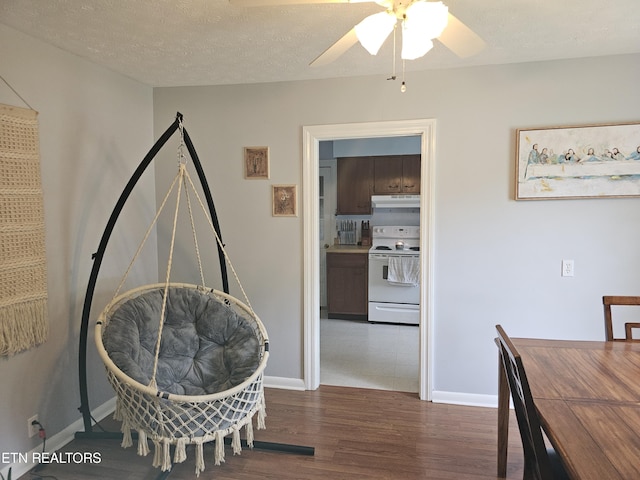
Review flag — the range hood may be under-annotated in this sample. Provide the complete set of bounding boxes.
[371,194,420,209]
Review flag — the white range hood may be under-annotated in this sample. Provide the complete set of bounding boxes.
[371,194,420,209]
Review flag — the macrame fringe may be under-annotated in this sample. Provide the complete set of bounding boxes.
[160,438,172,472]
[231,428,242,455]
[245,418,254,448]
[120,417,133,449]
[174,437,187,464]
[257,401,266,430]
[0,299,48,356]
[214,430,225,466]
[194,440,205,477]
[152,440,162,469]
[137,429,149,456]
[112,390,267,472]
[113,399,123,422]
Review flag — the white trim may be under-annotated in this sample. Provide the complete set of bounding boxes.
[263,375,306,391]
[431,391,499,409]
[0,397,117,480]
[302,119,436,401]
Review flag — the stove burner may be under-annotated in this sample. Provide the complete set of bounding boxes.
[375,246,392,250]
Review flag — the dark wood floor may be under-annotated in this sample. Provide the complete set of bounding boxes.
[21,386,525,479]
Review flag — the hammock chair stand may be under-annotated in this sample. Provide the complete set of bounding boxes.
[74,113,314,477]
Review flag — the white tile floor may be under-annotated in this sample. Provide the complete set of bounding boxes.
[320,316,419,393]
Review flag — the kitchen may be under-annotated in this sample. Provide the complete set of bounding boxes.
[319,136,421,392]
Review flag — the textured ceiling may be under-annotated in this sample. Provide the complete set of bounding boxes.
[1,0,639,87]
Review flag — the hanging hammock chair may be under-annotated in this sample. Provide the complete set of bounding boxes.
[92,115,269,476]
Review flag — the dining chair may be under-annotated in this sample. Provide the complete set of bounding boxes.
[602,296,640,341]
[495,325,569,480]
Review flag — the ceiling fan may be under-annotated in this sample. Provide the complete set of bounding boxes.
[229,0,485,67]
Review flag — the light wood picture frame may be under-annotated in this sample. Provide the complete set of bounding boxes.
[272,184,297,217]
[244,146,270,179]
[516,122,640,200]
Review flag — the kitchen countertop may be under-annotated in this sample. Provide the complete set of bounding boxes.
[326,245,370,254]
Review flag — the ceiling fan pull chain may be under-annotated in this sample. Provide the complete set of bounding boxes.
[392,23,397,78]
[401,59,407,93]
[387,23,397,81]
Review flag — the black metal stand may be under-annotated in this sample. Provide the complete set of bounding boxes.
[77,112,229,436]
[74,113,314,479]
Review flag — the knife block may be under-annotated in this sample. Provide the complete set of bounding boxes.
[361,221,370,247]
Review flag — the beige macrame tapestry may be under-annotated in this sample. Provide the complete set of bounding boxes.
[0,104,48,356]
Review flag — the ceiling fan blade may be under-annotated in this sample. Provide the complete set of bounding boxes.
[229,0,376,6]
[437,12,485,58]
[309,28,359,67]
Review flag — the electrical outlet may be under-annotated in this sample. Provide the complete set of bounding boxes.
[562,259,575,277]
[28,415,39,438]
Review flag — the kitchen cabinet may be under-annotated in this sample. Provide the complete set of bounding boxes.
[373,154,421,194]
[336,156,373,215]
[326,251,368,319]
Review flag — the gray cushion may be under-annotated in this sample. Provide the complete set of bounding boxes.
[103,286,260,396]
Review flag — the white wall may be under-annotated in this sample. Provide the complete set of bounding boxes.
[154,53,640,398]
[0,23,155,464]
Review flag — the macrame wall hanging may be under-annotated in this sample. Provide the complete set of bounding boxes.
[0,102,48,355]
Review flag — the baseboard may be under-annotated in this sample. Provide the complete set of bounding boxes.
[1,397,117,480]
[431,390,498,408]
[263,375,306,391]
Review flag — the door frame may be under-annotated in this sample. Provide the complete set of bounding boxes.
[318,163,336,307]
[302,119,436,401]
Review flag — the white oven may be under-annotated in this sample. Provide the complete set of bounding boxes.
[368,226,420,325]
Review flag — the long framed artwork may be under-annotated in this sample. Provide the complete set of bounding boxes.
[516,122,640,200]
[272,184,297,217]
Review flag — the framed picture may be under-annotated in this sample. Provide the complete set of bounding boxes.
[516,122,640,200]
[244,146,269,179]
[272,185,297,217]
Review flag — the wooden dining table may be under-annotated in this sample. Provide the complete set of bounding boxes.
[497,337,640,479]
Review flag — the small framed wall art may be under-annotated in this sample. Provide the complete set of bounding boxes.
[244,146,270,179]
[272,184,297,217]
[516,121,640,200]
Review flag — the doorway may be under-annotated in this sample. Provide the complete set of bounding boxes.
[302,119,436,401]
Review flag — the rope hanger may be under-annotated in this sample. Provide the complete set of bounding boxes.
[0,74,35,110]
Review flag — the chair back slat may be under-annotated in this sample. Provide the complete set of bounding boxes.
[495,325,554,480]
[602,296,640,341]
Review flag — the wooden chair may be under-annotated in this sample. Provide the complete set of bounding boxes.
[495,325,569,480]
[602,296,640,341]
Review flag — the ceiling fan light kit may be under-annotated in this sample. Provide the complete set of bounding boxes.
[354,1,450,60]
[355,1,449,92]
[402,37,433,61]
[354,11,397,55]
